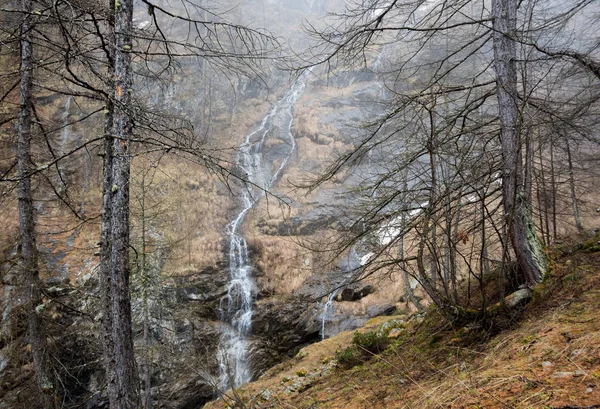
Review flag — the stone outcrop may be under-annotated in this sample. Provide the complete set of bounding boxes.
[250,297,322,376]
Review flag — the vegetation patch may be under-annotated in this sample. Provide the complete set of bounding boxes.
[335,329,391,369]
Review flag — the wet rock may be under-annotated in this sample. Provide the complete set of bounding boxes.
[366,304,396,317]
[250,297,322,374]
[336,285,376,302]
[340,288,355,301]
[166,266,229,317]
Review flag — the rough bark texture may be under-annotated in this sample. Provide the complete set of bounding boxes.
[100,0,117,403]
[108,0,138,406]
[101,102,117,404]
[492,0,547,285]
[17,1,58,406]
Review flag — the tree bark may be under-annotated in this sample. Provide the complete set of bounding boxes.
[100,0,117,401]
[109,0,138,406]
[492,0,547,285]
[17,1,58,406]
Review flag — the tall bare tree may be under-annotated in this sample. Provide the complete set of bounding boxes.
[492,0,547,284]
[103,0,138,406]
[17,0,59,406]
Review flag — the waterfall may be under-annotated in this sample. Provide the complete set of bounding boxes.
[320,292,336,340]
[60,96,72,155]
[217,70,311,391]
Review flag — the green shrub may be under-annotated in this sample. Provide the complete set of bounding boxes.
[335,346,361,369]
[335,331,391,370]
[352,331,389,354]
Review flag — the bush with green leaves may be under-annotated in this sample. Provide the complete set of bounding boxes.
[335,330,390,369]
[352,331,389,354]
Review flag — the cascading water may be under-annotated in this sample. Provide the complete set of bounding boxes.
[217,70,311,391]
[60,96,72,155]
[319,292,336,340]
[319,246,370,339]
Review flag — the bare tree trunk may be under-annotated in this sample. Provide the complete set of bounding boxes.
[480,186,490,278]
[443,203,451,297]
[443,193,459,302]
[416,225,444,309]
[142,316,151,409]
[524,133,533,202]
[549,138,557,240]
[427,109,439,290]
[451,194,461,302]
[492,0,547,285]
[399,199,422,312]
[17,1,58,406]
[100,100,117,405]
[140,174,152,409]
[565,139,583,232]
[100,1,117,402]
[538,145,550,245]
[109,0,138,406]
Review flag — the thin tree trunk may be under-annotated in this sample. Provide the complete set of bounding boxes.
[480,186,490,278]
[443,197,455,300]
[17,1,58,406]
[451,194,461,302]
[549,138,557,240]
[538,145,550,245]
[524,132,533,202]
[110,0,138,406]
[565,139,583,232]
[141,174,152,409]
[427,109,439,290]
[399,195,422,312]
[492,0,547,285]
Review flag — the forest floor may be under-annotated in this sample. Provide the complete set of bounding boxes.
[205,230,600,409]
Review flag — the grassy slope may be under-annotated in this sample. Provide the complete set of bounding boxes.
[206,232,600,409]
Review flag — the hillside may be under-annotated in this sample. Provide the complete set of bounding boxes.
[2,0,600,407]
[206,232,600,409]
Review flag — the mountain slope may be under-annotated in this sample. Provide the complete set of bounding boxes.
[206,231,600,409]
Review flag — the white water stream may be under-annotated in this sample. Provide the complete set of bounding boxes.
[217,71,311,390]
[60,96,72,155]
[319,292,336,340]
